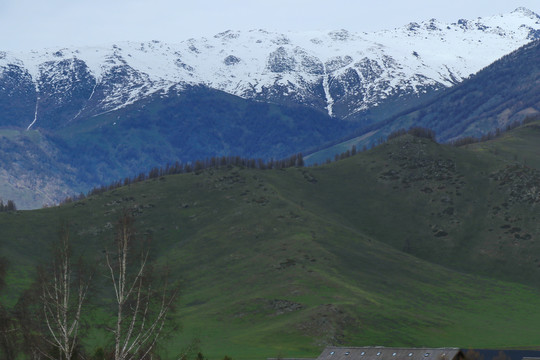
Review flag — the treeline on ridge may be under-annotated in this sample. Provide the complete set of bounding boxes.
[321,115,539,165]
[326,126,436,164]
[59,153,305,205]
[59,115,540,207]
[0,199,16,212]
[387,126,436,141]
[448,114,540,147]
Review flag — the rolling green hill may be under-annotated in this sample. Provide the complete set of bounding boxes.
[2,121,540,360]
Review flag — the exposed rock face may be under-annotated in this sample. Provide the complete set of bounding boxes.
[223,55,241,66]
[36,58,97,128]
[267,47,296,73]
[0,64,36,128]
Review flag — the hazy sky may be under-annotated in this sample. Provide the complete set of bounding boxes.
[1,0,539,50]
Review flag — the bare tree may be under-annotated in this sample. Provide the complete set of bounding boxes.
[176,337,202,360]
[40,224,91,360]
[0,306,18,360]
[14,284,47,360]
[0,257,20,360]
[106,212,178,360]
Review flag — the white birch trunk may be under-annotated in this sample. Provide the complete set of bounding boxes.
[107,213,177,360]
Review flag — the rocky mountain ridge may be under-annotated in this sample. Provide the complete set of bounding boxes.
[1,7,539,130]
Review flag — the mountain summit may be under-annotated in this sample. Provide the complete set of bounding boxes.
[512,6,540,18]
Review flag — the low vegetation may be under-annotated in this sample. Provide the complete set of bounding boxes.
[2,120,540,359]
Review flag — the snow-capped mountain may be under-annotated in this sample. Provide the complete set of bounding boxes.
[0,7,539,131]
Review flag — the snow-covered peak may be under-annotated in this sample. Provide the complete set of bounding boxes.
[5,8,537,78]
[511,7,540,19]
[0,8,539,125]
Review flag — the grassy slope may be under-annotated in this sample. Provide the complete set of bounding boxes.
[3,122,540,359]
[281,133,540,286]
[465,121,540,170]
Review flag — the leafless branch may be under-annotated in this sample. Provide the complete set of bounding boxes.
[40,223,92,360]
[106,211,177,360]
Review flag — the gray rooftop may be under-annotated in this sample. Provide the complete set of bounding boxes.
[267,358,316,360]
[317,347,463,360]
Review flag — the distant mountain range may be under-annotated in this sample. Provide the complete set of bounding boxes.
[0,7,539,208]
[1,7,538,128]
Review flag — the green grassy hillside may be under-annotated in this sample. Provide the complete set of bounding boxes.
[465,121,540,170]
[2,121,540,359]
